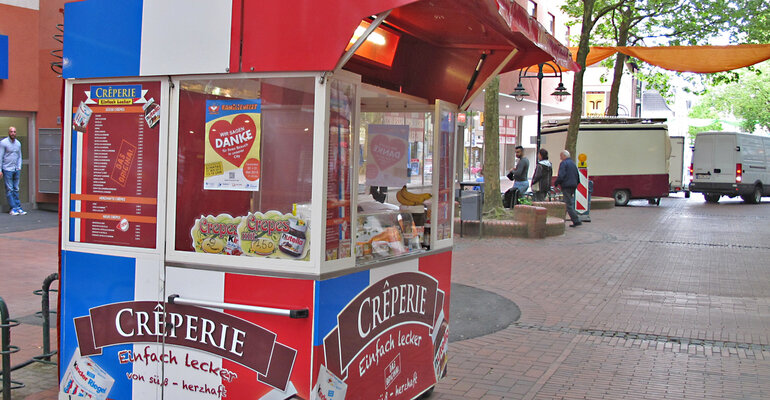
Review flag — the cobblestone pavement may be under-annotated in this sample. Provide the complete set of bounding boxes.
[4,195,770,399]
[434,194,770,399]
[0,219,59,399]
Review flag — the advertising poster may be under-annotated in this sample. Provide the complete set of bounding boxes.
[365,124,409,187]
[190,211,310,260]
[69,82,160,248]
[204,99,262,191]
[312,252,452,400]
[60,255,313,400]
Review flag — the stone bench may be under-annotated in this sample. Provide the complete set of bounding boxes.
[532,201,566,219]
[453,204,561,238]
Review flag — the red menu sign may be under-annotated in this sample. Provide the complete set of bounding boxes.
[68,81,160,248]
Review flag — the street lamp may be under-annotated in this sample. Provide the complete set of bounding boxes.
[510,62,570,154]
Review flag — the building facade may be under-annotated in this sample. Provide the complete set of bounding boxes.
[0,0,65,212]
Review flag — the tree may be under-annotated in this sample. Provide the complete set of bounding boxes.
[692,62,770,133]
[687,104,722,145]
[482,76,503,211]
[561,0,626,156]
[601,0,770,115]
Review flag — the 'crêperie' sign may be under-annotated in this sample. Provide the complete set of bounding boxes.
[73,301,296,391]
[323,272,443,377]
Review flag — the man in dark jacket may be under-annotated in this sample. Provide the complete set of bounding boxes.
[507,145,530,195]
[554,150,581,227]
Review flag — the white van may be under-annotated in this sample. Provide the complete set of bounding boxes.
[690,131,770,203]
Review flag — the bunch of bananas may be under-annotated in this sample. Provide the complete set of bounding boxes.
[396,185,431,206]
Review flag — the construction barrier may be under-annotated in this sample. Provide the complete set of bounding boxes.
[577,153,591,222]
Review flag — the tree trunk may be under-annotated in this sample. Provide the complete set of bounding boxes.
[483,76,502,211]
[565,0,596,157]
[606,53,627,116]
[607,7,633,116]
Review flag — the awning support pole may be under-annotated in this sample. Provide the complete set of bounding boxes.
[460,49,519,111]
[459,53,488,107]
[326,9,392,82]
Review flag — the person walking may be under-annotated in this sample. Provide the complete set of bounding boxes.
[554,150,580,227]
[530,148,552,202]
[507,145,529,197]
[0,126,26,215]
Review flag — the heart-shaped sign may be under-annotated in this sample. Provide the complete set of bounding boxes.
[370,134,406,170]
[209,114,257,167]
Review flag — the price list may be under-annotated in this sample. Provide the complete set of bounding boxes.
[69,81,160,248]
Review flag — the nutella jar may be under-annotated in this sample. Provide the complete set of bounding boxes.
[278,219,307,258]
[143,98,161,128]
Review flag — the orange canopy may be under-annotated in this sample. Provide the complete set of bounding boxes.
[568,44,770,73]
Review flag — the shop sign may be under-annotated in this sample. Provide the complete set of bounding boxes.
[191,211,310,260]
[585,91,606,117]
[320,272,448,399]
[204,99,262,191]
[64,301,297,398]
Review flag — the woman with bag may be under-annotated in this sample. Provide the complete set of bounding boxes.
[530,149,552,201]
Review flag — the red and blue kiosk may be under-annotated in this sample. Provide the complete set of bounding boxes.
[58,1,577,398]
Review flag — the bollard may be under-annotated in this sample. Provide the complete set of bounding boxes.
[0,296,23,400]
[33,273,59,364]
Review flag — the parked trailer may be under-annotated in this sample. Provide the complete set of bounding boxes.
[690,131,770,204]
[669,136,690,197]
[541,118,671,206]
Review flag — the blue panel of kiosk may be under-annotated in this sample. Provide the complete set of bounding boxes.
[63,0,143,78]
[60,250,138,398]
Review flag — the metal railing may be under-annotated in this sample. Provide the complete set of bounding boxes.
[0,274,59,399]
[33,273,58,364]
[0,296,23,400]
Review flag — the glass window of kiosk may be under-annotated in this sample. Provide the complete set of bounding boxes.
[354,111,435,264]
[173,77,315,261]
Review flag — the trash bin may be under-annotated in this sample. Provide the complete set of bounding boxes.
[460,191,482,221]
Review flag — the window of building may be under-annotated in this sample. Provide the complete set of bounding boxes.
[547,13,555,34]
[528,1,537,18]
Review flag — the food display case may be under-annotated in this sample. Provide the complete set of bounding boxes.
[57,1,577,399]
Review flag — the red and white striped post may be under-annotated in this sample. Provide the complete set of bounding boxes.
[576,153,590,222]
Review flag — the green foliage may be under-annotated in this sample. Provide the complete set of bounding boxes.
[633,68,675,99]
[562,0,770,113]
[688,122,722,146]
[517,197,533,206]
[691,61,770,133]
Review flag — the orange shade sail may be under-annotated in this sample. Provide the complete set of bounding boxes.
[568,44,770,73]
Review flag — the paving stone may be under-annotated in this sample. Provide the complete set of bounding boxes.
[433,195,770,399]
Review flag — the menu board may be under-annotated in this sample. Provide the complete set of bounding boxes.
[68,81,160,248]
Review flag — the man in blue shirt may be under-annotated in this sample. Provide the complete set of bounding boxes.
[0,126,26,215]
[554,150,580,227]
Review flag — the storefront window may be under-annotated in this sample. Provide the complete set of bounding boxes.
[325,80,355,261]
[174,77,315,261]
